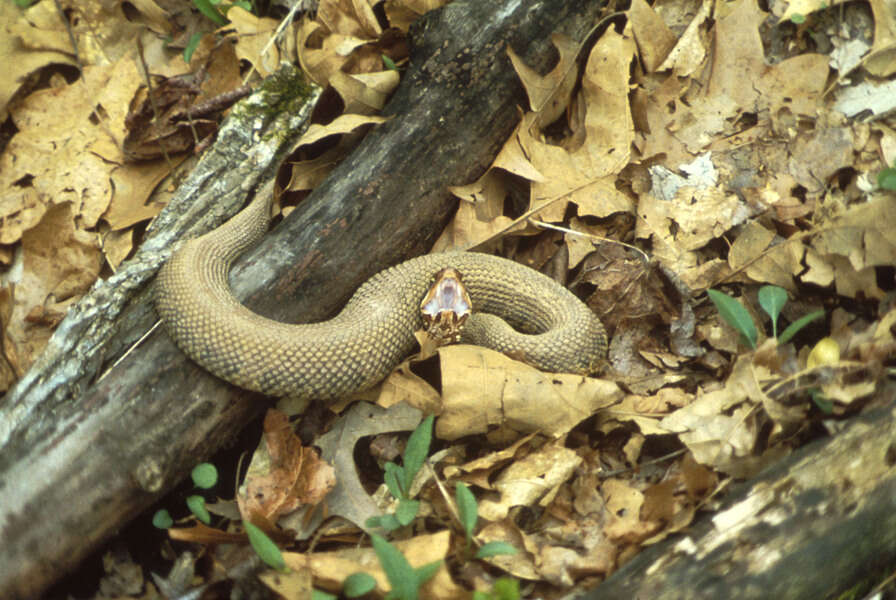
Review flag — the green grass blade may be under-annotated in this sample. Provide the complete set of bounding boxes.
[475,541,518,559]
[779,310,825,344]
[455,482,478,541]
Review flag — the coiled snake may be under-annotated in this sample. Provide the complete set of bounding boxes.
[154,194,608,400]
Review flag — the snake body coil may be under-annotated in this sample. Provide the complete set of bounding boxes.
[155,195,607,400]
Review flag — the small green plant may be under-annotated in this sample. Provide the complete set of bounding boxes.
[152,509,174,529]
[790,13,807,24]
[367,415,435,531]
[343,572,378,598]
[244,520,286,571]
[192,462,218,489]
[456,482,517,560]
[192,0,253,25]
[879,162,896,190]
[707,284,824,349]
[473,577,522,600]
[186,495,211,524]
[152,462,219,527]
[371,534,441,600]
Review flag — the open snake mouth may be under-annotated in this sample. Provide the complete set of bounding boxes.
[420,267,472,346]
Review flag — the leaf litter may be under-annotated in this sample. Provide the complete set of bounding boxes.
[2,0,895,597]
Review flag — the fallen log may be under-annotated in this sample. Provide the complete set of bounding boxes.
[576,393,896,600]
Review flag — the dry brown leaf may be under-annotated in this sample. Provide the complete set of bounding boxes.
[0,1,75,120]
[237,409,336,528]
[101,228,133,271]
[477,442,582,521]
[728,221,803,291]
[602,478,658,544]
[226,7,281,77]
[507,33,580,127]
[318,0,382,39]
[865,0,896,77]
[330,70,400,113]
[10,202,101,370]
[435,345,621,441]
[655,0,711,77]
[628,0,677,73]
[807,193,895,299]
[383,0,449,30]
[297,20,367,86]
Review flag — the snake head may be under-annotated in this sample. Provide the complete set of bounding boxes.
[420,267,472,346]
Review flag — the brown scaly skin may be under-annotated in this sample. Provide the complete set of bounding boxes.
[154,194,608,400]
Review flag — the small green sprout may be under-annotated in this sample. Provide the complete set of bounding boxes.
[343,572,377,598]
[878,163,896,190]
[186,495,211,524]
[191,462,218,489]
[708,285,824,349]
[367,416,434,531]
[371,534,441,600]
[456,482,517,559]
[152,509,173,529]
[473,577,521,600]
[244,520,286,571]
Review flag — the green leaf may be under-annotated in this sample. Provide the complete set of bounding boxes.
[878,167,896,191]
[413,560,442,587]
[490,577,521,600]
[384,462,405,499]
[779,310,825,344]
[243,520,286,571]
[152,509,173,529]
[191,463,218,489]
[312,590,337,600]
[367,513,402,532]
[395,499,420,526]
[193,0,228,25]
[475,541,518,559]
[186,495,211,524]
[810,390,834,414]
[371,534,418,600]
[790,13,806,24]
[382,55,397,71]
[707,289,757,349]
[402,415,434,494]
[231,0,253,11]
[183,32,203,64]
[757,285,788,338]
[343,572,377,598]
[455,482,478,540]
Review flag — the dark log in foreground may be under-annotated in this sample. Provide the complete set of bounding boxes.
[576,391,896,600]
[0,1,608,597]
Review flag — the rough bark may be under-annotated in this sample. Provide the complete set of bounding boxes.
[575,391,896,600]
[0,1,608,597]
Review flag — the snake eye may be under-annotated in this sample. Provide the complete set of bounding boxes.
[420,267,472,345]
